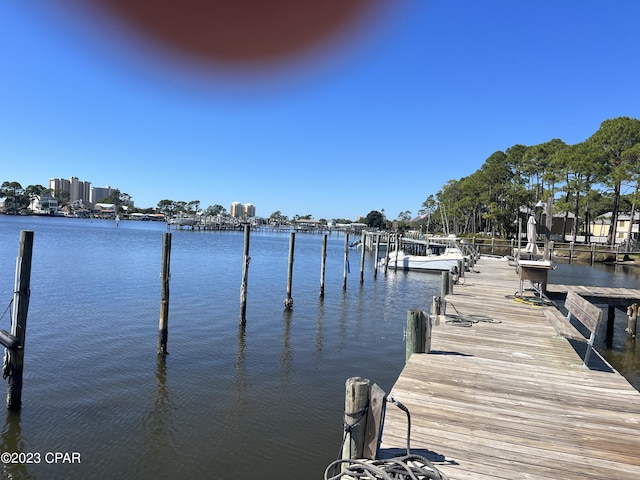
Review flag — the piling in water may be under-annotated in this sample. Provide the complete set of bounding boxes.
[240,225,251,324]
[284,232,295,309]
[6,230,34,409]
[359,232,366,284]
[158,232,171,356]
[343,234,349,290]
[320,234,327,297]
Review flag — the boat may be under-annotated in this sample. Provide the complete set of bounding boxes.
[380,235,474,272]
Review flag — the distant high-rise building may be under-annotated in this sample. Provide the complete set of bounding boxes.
[243,203,256,218]
[230,202,256,218]
[90,186,113,204]
[230,202,243,217]
[49,177,91,204]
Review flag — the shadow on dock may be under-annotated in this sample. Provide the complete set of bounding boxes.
[377,448,458,466]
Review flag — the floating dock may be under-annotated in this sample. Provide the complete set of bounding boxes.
[380,258,640,479]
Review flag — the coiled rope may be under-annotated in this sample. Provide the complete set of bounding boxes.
[324,455,449,480]
[444,302,501,327]
[327,396,449,480]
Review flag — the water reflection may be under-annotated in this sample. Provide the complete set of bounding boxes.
[234,324,247,409]
[140,356,176,475]
[0,411,30,479]
[315,299,325,357]
[280,310,293,380]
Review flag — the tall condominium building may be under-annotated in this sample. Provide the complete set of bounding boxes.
[230,202,256,218]
[90,186,113,204]
[49,177,91,204]
[243,203,256,218]
[230,202,243,217]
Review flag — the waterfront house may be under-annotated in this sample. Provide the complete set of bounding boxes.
[28,193,59,215]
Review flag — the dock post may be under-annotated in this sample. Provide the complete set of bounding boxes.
[441,270,452,296]
[320,234,327,297]
[373,234,380,279]
[406,310,431,361]
[343,234,349,290]
[284,232,295,309]
[606,305,615,348]
[591,243,596,265]
[158,232,172,355]
[627,305,638,339]
[384,235,390,275]
[359,232,366,284]
[6,230,34,409]
[569,242,574,264]
[457,260,464,280]
[239,225,250,325]
[431,295,443,325]
[341,377,370,461]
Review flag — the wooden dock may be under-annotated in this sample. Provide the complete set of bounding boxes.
[379,258,640,480]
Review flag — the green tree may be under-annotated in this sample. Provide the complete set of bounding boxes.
[1,181,27,214]
[24,184,45,202]
[186,200,201,217]
[588,117,640,245]
[53,189,70,207]
[205,204,226,216]
[157,199,177,217]
[269,210,288,224]
[552,141,604,242]
[365,210,386,230]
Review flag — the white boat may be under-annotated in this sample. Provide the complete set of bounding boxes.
[381,236,474,272]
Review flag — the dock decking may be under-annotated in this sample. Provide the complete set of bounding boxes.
[379,258,640,480]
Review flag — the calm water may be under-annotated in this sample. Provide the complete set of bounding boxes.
[0,216,638,479]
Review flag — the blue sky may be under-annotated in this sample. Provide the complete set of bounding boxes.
[2,1,639,220]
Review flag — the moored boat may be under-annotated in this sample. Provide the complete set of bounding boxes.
[381,235,474,272]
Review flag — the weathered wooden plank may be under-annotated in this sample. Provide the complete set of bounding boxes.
[379,257,640,480]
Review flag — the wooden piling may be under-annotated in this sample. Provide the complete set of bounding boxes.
[394,234,400,272]
[341,377,370,461]
[359,232,366,284]
[441,270,451,297]
[406,310,431,361]
[6,230,34,409]
[373,234,380,279]
[431,295,443,325]
[384,235,390,275]
[284,232,295,309]
[569,241,574,264]
[606,305,615,349]
[239,225,250,325]
[320,234,328,297]
[158,232,171,355]
[343,234,349,290]
[627,304,638,339]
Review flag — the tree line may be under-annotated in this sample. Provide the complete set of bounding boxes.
[0,182,134,214]
[414,116,640,245]
[4,116,639,240]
